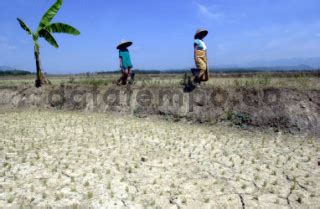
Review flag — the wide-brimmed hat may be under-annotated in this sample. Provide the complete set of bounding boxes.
[194,29,208,39]
[117,40,133,49]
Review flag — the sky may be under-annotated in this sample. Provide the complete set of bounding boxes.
[0,0,320,73]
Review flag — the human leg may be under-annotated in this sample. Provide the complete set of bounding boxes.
[196,57,207,82]
[117,69,129,85]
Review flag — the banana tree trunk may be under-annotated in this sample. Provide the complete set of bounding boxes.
[34,47,42,88]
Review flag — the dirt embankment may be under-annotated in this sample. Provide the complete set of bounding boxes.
[0,85,319,136]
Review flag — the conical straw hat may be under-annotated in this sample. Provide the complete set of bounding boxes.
[117,40,133,49]
[194,29,208,39]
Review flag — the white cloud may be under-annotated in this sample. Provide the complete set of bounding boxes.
[211,22,320,65]
[131,45,141,52]
[0,36,16,51]
[194,2,224,21]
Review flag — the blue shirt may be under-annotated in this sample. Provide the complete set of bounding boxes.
[194,39,207,50]
[119,49,133,69]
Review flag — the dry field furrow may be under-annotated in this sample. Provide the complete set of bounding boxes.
[0,111,319,208]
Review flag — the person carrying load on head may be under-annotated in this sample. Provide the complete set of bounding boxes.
[116,40,135,85]
[192,29,209,86]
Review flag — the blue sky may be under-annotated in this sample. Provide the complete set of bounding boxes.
[0,0,320,73]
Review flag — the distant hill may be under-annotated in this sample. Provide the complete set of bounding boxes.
[245,57,320,69]
[0,66,15,71]
[211,57,320,72]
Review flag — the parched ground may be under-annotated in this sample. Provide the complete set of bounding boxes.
[0,111,319,209]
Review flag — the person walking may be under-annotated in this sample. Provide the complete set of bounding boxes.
[116,40,135,85]
[192,29,209,86]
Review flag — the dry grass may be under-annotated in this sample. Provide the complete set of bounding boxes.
[0,110,319,208]
[0,72,319,90]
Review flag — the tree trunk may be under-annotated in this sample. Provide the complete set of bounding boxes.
[34,47,42,88]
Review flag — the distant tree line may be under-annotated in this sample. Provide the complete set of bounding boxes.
[0,70,32,76]
[96,69,183,75]
[96,68,320,75]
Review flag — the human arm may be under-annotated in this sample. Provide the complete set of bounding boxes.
[194,43,198,62]
[119,57,123,69]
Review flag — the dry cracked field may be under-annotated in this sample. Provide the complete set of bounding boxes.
[0,111,319,209]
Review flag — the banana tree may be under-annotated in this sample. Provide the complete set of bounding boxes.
[17,0,80,87]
